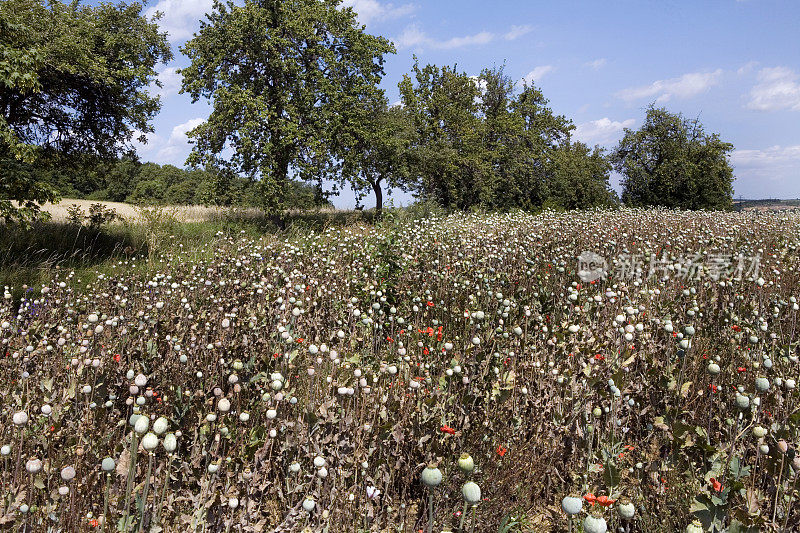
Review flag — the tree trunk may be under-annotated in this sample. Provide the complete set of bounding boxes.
[372,178,383,219]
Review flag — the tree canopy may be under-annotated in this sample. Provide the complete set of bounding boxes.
[180,0,395,217]
[612,105,735,210]
[0,0,171,222]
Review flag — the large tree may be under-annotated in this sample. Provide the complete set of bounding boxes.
[0,0,172,222]
[612,105,735,210]
[180,0,395,218]
[398,60,489,210]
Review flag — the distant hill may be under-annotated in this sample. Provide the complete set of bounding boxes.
[733,199,800,211]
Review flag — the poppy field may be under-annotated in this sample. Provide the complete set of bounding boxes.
[2,208,800,532]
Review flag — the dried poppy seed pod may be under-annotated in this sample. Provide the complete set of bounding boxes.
[60,466,76,482]
[25,458,42,474]
[421,463,442,488]
[685,520,704,533]
[561,495,583,515]
[457,453,474,475]
[778,440,789,454]
[461,481,481,504]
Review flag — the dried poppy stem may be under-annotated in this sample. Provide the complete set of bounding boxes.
[101,473,111,533]
[137,452,154,533]
[122,431,139,530]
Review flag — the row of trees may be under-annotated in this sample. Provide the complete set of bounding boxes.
[1,0,736,223]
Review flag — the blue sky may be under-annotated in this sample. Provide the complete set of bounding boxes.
[127,0,800,206]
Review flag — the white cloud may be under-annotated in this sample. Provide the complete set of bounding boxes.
[340,0,415,24]
[396,24,494,50]
[504,24,532,41]
[150,67,182,99]
[731,145,800,169]
[518,66,554,87]
[746,67,800,112]
[616,69,723,102]
[168,118,205,144]
[586,58,607,70]
[573,118,636,146]
[145,0,214,43]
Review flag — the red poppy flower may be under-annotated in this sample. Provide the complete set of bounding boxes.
[440,425,456,435]
[584,493,597,506]
[597,495,616,507]
[496,445,508,457]
[710,477,723,492]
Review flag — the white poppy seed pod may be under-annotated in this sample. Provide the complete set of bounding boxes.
[88,313,99,323]
[239,412,250,422]
[421,463,442,488]
[266,409,277,419]
[208,463,220,474]
[707,363,720,375]
[134,415,149,435]
[760,444,770,454]
[163,433,177,453]
[617,500,635,520]
[755,377,770,392]
[153,417,169,435]
[561,495,583,515]
[218,398,231,413]
[228,497,239,509]
[583,514,608,533]
[142,432,159,451]
[12,411,28,426]
[271,379,284,391]
[313,455,326,468]
[735,394,750,410]
[41,404,52,416]
[134,374,147,387]
[1,445,11,456]
[101,457,116,472]
[461,481,481,503]
[786,379,796,390]
[753,426,768,438]
[58,486,69,496]
[289,461,301,473]
[25,458,42,474]
[60,466,76,481]
[317,466,328,478]
[269,429,277,438]
[302,497,315,512]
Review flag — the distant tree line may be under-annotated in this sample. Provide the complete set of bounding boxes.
[1,0,735,224]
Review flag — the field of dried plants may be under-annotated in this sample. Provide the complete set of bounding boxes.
[2,208,800,532]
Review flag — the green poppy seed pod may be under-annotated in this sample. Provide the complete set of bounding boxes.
[684,326,695,337]
[101,457,116,472]
[233,360,243,371]
[753,426,768,438]
[760,444,770,454]
[134,415,149,435]
[755,377,770,392]
[457,453,474,474]
[421,464,442,488]
[617,501,635,520]
[686,520,704,533]
[163,433,177,453]
[561,495,583,515]
[583,514,608,533]
[707,363,720,375]
[153,417,169,435]
[679,339,690,350]
[735,394,750,410]
[142,432,158,451]
[592,407,602,418]
[271,379,284,392]
[302,496,315,512]
[461,481,481,504]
